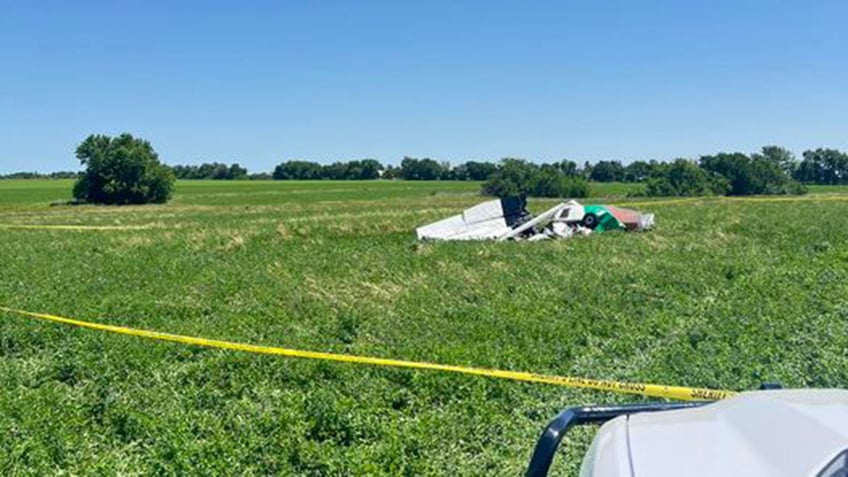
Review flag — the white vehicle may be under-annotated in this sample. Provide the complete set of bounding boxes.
[526,389,848,477]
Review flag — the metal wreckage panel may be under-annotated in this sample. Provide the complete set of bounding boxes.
[416,197,654,241]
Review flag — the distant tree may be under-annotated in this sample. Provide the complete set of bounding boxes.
[589,160,626,182]
[1,172,34,179]
[359,159,383,179]
[554,159,579,177]
[754,145,797,176]
[399,157,417,179]
[228,163,248,180]
[471,161,499,180]
[400,157,445,180]
[624,160,653,182]
[482,158,539,197]
[171,165,195,179]
[208,163,231,180]
[6,172,45,179]
[196,163,216,179]
[533,164,590,197]
[645,159,729,197]
[794,148,848,185]
[273,161,323,180]
[418,158,445,180]
[1,171,80,179]
[321,162,349,180]
[248,172,273,180]
[50,171,82,179]
[452,161,497,181]
[582,161,593,179]
[342,160,363,180]
[382,165,401,179]
[171,162,248,180]
[452,163,470,180]
[417,159,445,180]
[794,157,819,184]
[700,153,750,194]
[699,152,803,195]
[748,157,805,194]
[482,158,588,198]
[72,133,174,204]
[439,161,455,180]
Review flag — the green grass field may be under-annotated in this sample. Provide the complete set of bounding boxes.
[2,179,848,475]
[0,179,640,208]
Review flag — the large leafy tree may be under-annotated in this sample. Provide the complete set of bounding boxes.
[645,159,729,197]
[399,157,446,180]
[699,151,803,195]
[699,153,753,194]
[463,161,498,180]
[624,160,654,182]
[72,133,174,204]
[482,158,589,198]
[359,159,383,179]
[754,145,797,176]
[794,148,848,184]
[553,159,579,177]
[272,160,323,180]
[589,160,626,182]
[400,157,445,181]
[481,158,538,197]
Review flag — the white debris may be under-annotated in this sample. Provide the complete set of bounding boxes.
[416,198,653,242]
[639,213,656,230]
[415,199,515,241]
[550,222,575,239]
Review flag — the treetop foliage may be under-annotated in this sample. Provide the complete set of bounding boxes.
[794,148,848,185]
[0,171,80,180]
[482,158,590,198]
[640,147,806,197]
[272,159,382,180]
[72,133,175,205]
[645,159,729,197]
[172,162,247,180]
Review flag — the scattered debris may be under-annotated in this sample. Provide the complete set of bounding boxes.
[415,197,654,241]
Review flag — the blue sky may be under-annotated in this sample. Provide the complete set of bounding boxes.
[1,1,846,173]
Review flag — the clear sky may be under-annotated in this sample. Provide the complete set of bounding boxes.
[1,1,846,173]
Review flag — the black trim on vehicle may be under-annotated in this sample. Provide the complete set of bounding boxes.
[525,401,713,477]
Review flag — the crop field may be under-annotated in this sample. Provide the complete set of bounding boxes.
[2,179,848,475]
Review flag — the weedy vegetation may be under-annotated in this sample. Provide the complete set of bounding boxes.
[2,179,848,475]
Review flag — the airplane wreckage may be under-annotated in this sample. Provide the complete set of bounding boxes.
[416,198,655,241]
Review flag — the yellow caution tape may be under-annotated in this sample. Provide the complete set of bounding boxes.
[0,306,735,401]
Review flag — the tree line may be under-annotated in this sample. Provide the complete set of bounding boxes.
[171,162,248,180]
[272,159,383,180]
[261,147,834,198]
[7,132,848,205]
[0,171,80,179]
[7,147,848,189]
[636,147,846,196]
[266,147,846,198]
